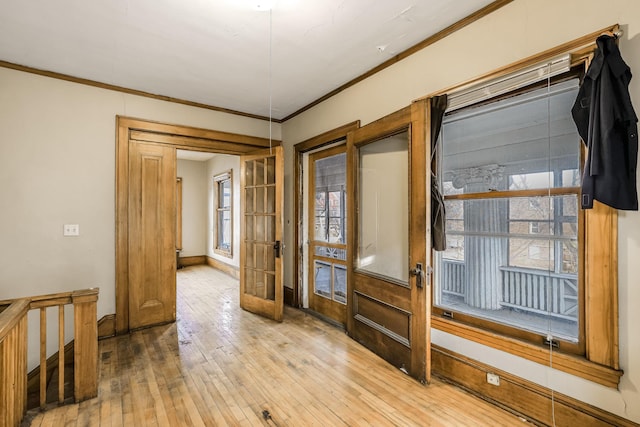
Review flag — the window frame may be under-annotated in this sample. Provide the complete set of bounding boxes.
[433,70,584,355]
[428,26,622,388]
[214,171,233,257]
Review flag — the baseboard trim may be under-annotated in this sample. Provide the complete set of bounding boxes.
[179,255,207,268]
[97,314,116,339]
[431,345,638,427]
[205,256,240,279]
[284,286,294,307]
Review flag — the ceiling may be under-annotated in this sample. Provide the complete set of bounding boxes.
[0,0,496,121]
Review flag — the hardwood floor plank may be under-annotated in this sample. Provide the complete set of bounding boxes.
[28,265,523,426]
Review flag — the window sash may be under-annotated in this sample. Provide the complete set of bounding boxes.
[214,173,232,255]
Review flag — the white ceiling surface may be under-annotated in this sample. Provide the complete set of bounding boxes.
[0,0,495,120]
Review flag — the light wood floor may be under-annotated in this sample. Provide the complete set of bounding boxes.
[27,265,524,426]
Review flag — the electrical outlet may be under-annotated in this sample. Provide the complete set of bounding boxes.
[63,224,80,236]
[486,372,500,386]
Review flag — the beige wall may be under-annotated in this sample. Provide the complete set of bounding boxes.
[1,0,639,420]
[281,0,640,422]
[0,66,280,366]
[206,154,241,268]
[177,159,208,257]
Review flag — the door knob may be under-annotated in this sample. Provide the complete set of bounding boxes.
[409,263,424,288]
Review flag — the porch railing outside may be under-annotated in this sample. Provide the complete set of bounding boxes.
[440,259,578,320]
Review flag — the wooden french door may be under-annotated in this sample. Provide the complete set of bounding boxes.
[347,101,431,383]
[308,145,348,326]
[240,147,284,321]
[128,141,177,329]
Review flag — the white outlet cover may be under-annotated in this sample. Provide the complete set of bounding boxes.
[486,372,501,386]
[63,224,80,236]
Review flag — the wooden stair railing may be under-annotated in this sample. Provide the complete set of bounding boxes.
[0,299,29,427]
[0,288,99,427]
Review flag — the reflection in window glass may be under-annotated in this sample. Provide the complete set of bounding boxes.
[435,79,581,343]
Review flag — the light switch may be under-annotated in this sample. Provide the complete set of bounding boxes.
[63,224,80,236]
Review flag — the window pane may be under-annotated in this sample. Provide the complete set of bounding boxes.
[441,79,581,195]
[357,132,408,282]
[436,194,579,342]
[314,192,327,241]
[314,261,331,299]
[334,265,347,304]
[214,175,232,253]
[314,153,346,244]
[218,210,231,250]
[436,77,582,345]
[221,180,231,208]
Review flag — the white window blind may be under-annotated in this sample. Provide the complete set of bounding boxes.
[447,54,571,112]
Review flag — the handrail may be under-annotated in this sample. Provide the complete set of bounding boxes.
[0,299,29,427]
[0,288,99,427]
[0,287,99,309]
[0,299,29,340]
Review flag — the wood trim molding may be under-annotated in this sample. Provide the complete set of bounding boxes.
[282,0,514,121]
[432,345,638,427]
[1,2,511,124]
[432,317,622,388]
[284,287,294,307]
[179,256,207,268]
[206,256,240,279]
[116,117,273,334]
[97,314,116,340]
[416,24,621,101]
[0,60,278,123]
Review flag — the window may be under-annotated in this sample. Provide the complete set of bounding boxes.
[431,36,623,388]
[434,75,583,352]
[214,172,232,256]
[430,35,622,389]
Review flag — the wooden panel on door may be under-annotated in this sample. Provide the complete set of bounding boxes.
[128,141,177,330]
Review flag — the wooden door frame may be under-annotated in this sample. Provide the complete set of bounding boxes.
[115,116,279,334]
[293,121,360,308]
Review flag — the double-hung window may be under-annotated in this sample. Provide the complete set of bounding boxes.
[432,44,622,387]
[215,172,233,256]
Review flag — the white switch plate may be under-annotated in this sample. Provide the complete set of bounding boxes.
[63,224,80,236]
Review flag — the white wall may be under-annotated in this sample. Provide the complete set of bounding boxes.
[0,66,280,366]
[281,0,640,422]
[206,154,241,268]
[177,159,208,257]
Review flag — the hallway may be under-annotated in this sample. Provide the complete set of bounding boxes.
[26,265,522,426]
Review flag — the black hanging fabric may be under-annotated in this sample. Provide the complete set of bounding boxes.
[572,35,638,210]
[430,95,448,251]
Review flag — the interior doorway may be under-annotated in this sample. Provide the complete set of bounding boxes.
[115,116,280,334]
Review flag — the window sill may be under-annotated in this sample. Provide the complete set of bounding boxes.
[431,316,623,388]
[214,249,233,259]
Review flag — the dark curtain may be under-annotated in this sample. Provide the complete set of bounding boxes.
[430,95,448,251]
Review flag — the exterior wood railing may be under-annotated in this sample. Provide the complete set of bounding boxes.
[0,288,99,427]
[440,259,578,320]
